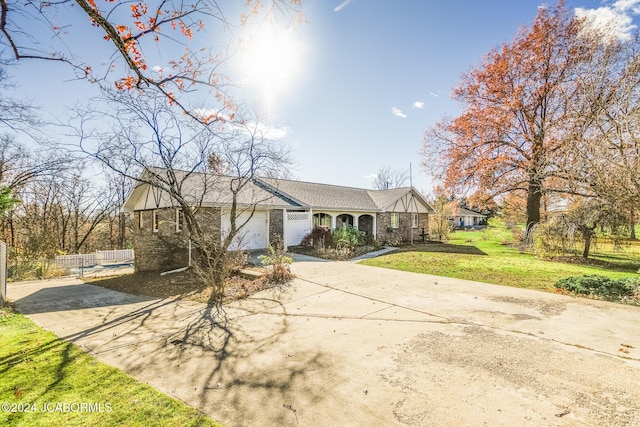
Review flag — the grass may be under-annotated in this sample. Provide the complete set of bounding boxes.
[362,221,640,292]
[0,306,224,427]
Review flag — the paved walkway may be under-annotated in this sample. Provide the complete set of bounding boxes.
[7,261,640,426]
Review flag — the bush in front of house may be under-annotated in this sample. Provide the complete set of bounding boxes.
[300,226,333,249]
[555,275,640,304]
[259,243,295,285]
[333,225,364,250]
[295,225,375,260]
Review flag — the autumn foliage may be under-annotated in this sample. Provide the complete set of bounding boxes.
[423,2,595,232]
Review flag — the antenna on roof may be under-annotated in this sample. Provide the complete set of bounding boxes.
[409,162,413,188]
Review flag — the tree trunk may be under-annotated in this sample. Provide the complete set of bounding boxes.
[526,179,542,236]
[582,229,593,259]
[630,207,636,240]
[119,211,125,249]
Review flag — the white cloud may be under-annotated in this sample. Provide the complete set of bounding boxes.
[429,91,439,98]
[152,65,163,73]
[412,101,424,109]
[575,0,640,41]
[391,107,407,118]
[363,173,378,179]
[334,0,353,12]
[238,122,290,140]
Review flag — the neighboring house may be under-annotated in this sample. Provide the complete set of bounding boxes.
[122,169,434,272]
[452,207,487,228]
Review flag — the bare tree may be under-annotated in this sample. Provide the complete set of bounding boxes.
[568,29,640,238]
[77,90,291,308]
[372,166,408,190]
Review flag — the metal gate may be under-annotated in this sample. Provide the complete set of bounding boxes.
[0,241,6,305]
[285,211,312,247]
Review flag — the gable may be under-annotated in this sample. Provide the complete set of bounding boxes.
[379,190,434,213]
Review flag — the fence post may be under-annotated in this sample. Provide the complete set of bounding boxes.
[0,242,6,305]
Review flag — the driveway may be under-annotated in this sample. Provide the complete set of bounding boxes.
[8,261,640,426]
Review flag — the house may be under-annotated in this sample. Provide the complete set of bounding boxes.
[122,169,434,272]
[452,207,487,229]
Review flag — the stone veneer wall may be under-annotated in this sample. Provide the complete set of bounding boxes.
[269,209,284,247]
[376,212,429,245]
[133,207,221,272]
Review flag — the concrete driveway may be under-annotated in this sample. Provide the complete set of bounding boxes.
[8,260,640,426]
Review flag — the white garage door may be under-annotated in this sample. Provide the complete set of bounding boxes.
[221,210,268,250]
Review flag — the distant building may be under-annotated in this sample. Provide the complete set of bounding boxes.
[452,207,487,228]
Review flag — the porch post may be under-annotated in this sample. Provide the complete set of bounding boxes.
[373,214,377,239]
[353,214,359,229]
[330,214,336,230]
[283,209,288,251]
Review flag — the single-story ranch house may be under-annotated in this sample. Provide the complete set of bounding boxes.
[452,207,487,229]
[122,169,434,272]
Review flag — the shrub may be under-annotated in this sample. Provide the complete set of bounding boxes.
[259,243,295,284]
[332,226,364,250]
[555,275,640,303]
[300,226,333,249]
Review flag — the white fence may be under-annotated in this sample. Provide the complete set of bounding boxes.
[55,249,135,269]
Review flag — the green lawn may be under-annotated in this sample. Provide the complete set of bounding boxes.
[362,222,640,292]
[0,307,223,427]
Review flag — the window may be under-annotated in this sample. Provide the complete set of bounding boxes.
[412,213,419,228]
[138,211,144,229]
[153,210,159,233]
[176,208,184,232]
[390,213,399,229]
[313,213,331,228]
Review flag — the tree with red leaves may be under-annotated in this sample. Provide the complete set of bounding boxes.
[422,2,592,233]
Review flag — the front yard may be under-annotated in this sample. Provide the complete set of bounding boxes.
[361,222,640,293]
[0,306,223,427]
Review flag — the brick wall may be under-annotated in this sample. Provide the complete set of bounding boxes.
[269,209,284,246]
[133,207,221,272]
[376,212,429,245]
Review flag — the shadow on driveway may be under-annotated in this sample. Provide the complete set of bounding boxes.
[13,283,154,315]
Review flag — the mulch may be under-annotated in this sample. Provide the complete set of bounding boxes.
[84,268,277,305]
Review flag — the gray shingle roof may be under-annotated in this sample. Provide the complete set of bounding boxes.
[126,168,297,210]
[124,168,433,212]
[456,207,486,217]
[257,177,429,212]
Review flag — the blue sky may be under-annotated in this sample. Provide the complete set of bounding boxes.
[5,0,640,194]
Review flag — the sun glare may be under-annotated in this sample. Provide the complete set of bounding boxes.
[240,23,303,106]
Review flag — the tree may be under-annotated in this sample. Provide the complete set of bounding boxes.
[372,166,408,190]
[427,194,457,242]
[531,198,629,259]
[77,90,291,307]
[0,0,302,116]
[568,29,640,239]
[423,2,591,234]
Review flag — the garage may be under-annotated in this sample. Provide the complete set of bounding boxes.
[221,210,268,250]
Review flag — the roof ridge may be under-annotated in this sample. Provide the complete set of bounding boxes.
[263,176,378,192]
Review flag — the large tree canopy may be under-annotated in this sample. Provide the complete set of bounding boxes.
[423,2,596,231]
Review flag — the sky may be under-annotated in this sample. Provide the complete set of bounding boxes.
[4,0,640,195]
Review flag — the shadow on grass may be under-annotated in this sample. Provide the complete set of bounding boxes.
[398,243,488,256]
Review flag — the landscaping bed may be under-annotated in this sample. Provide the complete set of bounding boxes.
[84,268,277,304]
[287,244,381,261]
